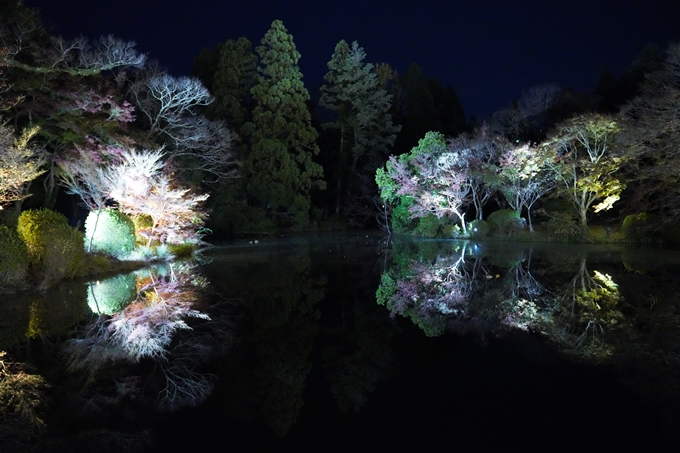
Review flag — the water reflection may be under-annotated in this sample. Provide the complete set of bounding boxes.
[377,238,680,410]
[4,234,680,450]
[64,262,227,412]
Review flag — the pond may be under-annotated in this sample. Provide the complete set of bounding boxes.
[2,232,680,451]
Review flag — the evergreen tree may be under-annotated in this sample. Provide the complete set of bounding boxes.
[320,40,400,215]
[242,20,325,228]
[211,37,257,129]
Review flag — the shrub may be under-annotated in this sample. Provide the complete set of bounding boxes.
[85,208,136,257]
[468,219,490,238]
[391,199,416,234]
[413,214,440,237]
[622,212,661,242]
[17,209,85,285]
[487,209,524,236]
[0,225,29,289]
[545,212,585,242]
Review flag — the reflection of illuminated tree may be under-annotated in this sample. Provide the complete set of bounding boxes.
[378,243,485,336]
[63,263,224,412]
[25,282,88,339]
[550,258,624,358]
[377,241,556,337]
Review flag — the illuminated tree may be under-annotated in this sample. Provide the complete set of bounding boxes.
[447,124,507,220]
[130,72,238,182]
[377,131,471,234]
[496,143,557,231]
[0,351,49,445]
[106,149,209,245]
[242,20,325,227]
[541,114,626,228]
[0,123,45,210]
[320,40,400,215]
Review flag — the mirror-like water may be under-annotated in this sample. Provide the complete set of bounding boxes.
[2,232,680,451]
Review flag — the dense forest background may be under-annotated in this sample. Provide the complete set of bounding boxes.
[2,1,680,239]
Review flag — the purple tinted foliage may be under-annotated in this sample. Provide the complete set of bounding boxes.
[71,89,136,123]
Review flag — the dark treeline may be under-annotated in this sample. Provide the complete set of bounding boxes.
[1,0,677,239]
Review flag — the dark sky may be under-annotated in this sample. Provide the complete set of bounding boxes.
[23,0,680,120]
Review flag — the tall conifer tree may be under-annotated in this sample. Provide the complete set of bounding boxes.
[211,38,257,129]
[320,40,400,214]
[242,20,325,227]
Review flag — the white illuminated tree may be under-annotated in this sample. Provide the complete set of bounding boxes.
[130,72,238,181]
[106,149,209,245]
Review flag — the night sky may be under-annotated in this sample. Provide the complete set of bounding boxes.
[23,0,680,120]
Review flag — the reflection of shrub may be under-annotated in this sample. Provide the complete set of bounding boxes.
[468,219,489,238]
[17,209,85,284]
[488,209,523,236]
[87,274,137,315]
[0,225,29,289]
[168,243,195,259]
[622,212,660,242]
[85,208,136,257]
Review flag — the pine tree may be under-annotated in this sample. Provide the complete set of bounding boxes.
[320,40,400,215]
[242,20,325,228]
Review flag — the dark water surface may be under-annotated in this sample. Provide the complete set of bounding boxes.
[3,233,680,452]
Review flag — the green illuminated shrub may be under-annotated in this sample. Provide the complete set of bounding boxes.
[413,214,440,237]
[622,212,661,242]
[488,209,524,236]
[391,199,416,234]
[85,208,136,257]
[17,209,85,284]
[0,225,29,289]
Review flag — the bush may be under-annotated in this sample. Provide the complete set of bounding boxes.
[622,212,661,242]
[0,225,29,289]
[85,208,136,257]
[468,219,489,238]
[17,209,85,285]
[391,199,416,234]
[487,209,525,236]
[545,212,585,242]
[413,215,440,237]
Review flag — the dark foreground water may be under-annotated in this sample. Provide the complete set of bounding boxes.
[2,232,680,452]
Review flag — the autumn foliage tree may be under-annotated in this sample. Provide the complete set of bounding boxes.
[376,131,471,234]
[0,123,45,212]
[104,149,209,245]
[541,114,627,228]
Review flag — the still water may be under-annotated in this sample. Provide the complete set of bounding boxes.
[2,232,680,451]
